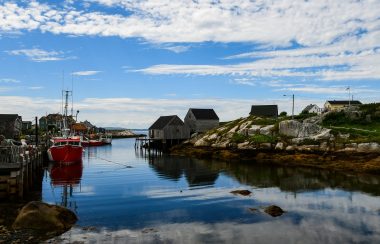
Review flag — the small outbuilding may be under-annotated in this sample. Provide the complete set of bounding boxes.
[149,115,190,140]
[184,108,219,134]
[249,105,278,118]
[324,100,362,111]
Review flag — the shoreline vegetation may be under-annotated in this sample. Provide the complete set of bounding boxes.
[170,103,380,174]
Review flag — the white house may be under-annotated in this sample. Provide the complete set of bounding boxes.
[302,104,323,114]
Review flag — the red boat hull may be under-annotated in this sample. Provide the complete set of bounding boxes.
[82,140,105,147]
[48,144,83,164]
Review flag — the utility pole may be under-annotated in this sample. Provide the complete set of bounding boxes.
[283,94,295,119]
[292,94,294,119]
[35,116,38,147]
[347,86,351,108]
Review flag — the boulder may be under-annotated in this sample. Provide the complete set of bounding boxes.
[357,143,380,153]
[264,205,285,217]
[194,138,211,147]
[285,145,295,152]
[12,201,77,234]
[248,125,262,135]
[238,142,252,150]
[230,190,252,196]
[279,120,301,138]
[319,142,329,151]
[260,143,272,150]
[259,125,275,136]
[212,140,230,148]
[275,142,285,150]
[311,129,331,141]
[298,123,321,138]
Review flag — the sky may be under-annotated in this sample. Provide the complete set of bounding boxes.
[0,0,379,128]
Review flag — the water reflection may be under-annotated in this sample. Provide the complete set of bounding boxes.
[48,161,83,212]
[149,156,219,187]
[41,139,380,243]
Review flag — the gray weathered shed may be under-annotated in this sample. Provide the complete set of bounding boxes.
[249,105,278,118]
[0,114,22,139]
[184,108,219,134]
[149,115,190,140]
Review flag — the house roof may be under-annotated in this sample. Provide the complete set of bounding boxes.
[249,105,278,117]
[302,104,317,112]
[149,115,184,130]
[0,114,20,121]
[326,100,362,105]
[189,108,219,120]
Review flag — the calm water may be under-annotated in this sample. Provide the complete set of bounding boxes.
[42,138,380,243]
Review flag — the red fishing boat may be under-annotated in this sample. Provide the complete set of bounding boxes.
[47,137,83,164]
[47,90,83,164]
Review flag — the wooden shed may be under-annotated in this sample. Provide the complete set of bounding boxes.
[249,105,278,118]
[184,108,219,134]
[149,115,190,140]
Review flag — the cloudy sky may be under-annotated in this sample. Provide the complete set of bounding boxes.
[0,0,379,128]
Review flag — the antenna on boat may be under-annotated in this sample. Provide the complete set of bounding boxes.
[71,73,74,117]
[61,70,65,116]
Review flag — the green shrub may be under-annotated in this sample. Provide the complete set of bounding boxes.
[231,133,248,143]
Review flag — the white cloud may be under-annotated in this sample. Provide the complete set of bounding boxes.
[71,70,102,76]
[6,48,75,62]
[1,1,379,45]
[161,45,191,53]
[3,95,375,129]
[0,1,379,80]
[28,86,44,90]
[0,78,20,83]
[230,78,256,87]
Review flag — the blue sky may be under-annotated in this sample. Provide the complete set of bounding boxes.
[0,0,379,128]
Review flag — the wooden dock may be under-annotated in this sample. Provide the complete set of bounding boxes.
[135,137,186,152]
[0,145,43,200]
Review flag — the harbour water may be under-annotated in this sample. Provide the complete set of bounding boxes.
[43,138,380,243]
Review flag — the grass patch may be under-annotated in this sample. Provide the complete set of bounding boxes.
[329,127,380,143]
[248,134,276,144]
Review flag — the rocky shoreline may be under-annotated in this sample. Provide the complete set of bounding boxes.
[170,109,380,174]
[170,144,380,174]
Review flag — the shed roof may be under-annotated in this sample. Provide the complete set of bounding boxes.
[149,115,184,130]
[249,105,278,117]
[326,100,362,105]
[0,114,20,121]
[189,108,219,120]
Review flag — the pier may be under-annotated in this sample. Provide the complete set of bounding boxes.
[135,137,185,152]
[0,145,43,200]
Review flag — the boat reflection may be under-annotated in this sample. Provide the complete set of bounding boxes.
[48,161,83,212]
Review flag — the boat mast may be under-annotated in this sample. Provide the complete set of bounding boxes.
[62,90,72,137]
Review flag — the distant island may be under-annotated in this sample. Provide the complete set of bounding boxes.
[106,129,146,138]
